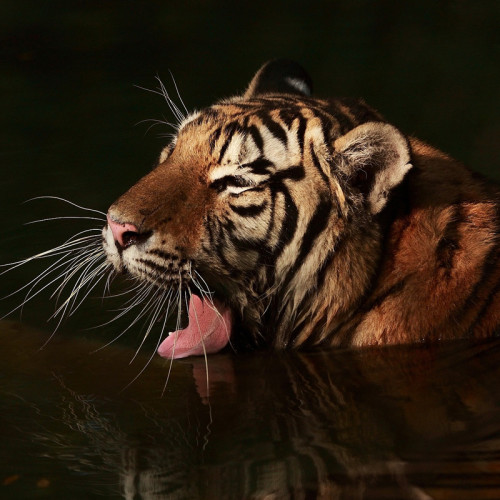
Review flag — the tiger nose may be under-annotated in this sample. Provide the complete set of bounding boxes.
[107,215,149,249]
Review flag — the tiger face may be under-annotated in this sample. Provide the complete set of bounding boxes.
[103,60,500,358]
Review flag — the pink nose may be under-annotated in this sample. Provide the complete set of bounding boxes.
[107,215,140,248]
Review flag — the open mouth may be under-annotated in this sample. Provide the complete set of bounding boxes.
[157,294,233,359]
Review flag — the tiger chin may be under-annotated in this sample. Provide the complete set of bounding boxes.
[103,59,500,359]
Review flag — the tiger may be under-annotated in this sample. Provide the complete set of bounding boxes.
[103,59,500,359]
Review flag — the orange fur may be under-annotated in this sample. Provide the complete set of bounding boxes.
[104,61,499,351]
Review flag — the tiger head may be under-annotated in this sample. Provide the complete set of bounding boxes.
[103,60,412,358]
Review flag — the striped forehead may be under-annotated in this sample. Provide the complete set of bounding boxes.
[180,102,307,173]
[178,95,365,149]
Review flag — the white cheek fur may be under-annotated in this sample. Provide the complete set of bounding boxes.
[102,226,122,271]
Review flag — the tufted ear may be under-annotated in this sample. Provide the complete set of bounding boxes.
[334,122,412,214]
[244,59,313,98]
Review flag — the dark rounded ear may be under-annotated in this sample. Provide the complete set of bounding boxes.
[334,122,412,214]
[244,59,313,98]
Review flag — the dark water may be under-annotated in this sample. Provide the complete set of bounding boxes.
[1,323,500,499]
[1,2,500,499]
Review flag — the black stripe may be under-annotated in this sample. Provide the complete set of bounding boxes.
[258,112,288,146]
[230,235,269,253]
[248,125,264,153]
[199,108,219,121]
[185,115,205,129]
[229,201,268,217]
[316,278,408,348]
[261,186,298,288]
[296,115,307,158]
[265,189,278,240]
[220,216,235,233]
[455,209,500,330]
[217,219,265,275]
[214,222,234,269]
[258,96,299,107]
[149,249,178,260]
[220,102,256,109]
[465,247,500,336]
[209,127,222,153]
[468,279,500,337]
[310,107,336,140]
[209,174,254,193]
[362,279,408,314]
[315,237,345,291]
[281,194,333,292]
[274,186,299,251]
[200,243,212,255]
[138,266,183,284]
[278,108,299,128]
[204,215,217,249]
[217,121,243,163]
[435,203,462,275]
[309,140,331,186]
[137,257,170,275]
[217,137,232,164]
[336,97,383,125]
[326,100,355,134]
[241,158,273,175]
[286,316,310,347]
[291,310,331,349]
[274,165,305,182]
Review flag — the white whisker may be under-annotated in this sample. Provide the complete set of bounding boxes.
[19,249,97,314]
[130,287,173,364]
[91,281,163,349]
[25,216,105,225]
[0,233,101,272]
[169,69,189,116]
[3,251,81,301]
[155,75,185,123]
[100,280,143,301]
[187,289,210,380]
[48,253,106,321]
[87,281,150,331]
[24,196,107,217]
[120,303,171,393]
[194,270,214,297]
[68,261,111,317]
[51,249,101,306]
[136,117,178,133]
[103,269,114,298]
[49,260,109,336]
[49,246,104,303]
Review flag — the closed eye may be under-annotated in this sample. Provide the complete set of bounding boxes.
[209,175,256,194]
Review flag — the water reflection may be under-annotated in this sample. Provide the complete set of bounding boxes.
[1,322,500,499]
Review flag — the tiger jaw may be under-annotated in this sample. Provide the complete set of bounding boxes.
[103,222,236,358]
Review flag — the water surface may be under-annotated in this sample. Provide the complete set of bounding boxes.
[2,322,500,499]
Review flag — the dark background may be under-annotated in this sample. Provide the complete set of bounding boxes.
[0,0,499,325]
[1,6,499,496]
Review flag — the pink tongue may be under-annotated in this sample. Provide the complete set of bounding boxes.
[157,295,232,359]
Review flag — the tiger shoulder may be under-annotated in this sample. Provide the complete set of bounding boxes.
[104,59,500,355]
